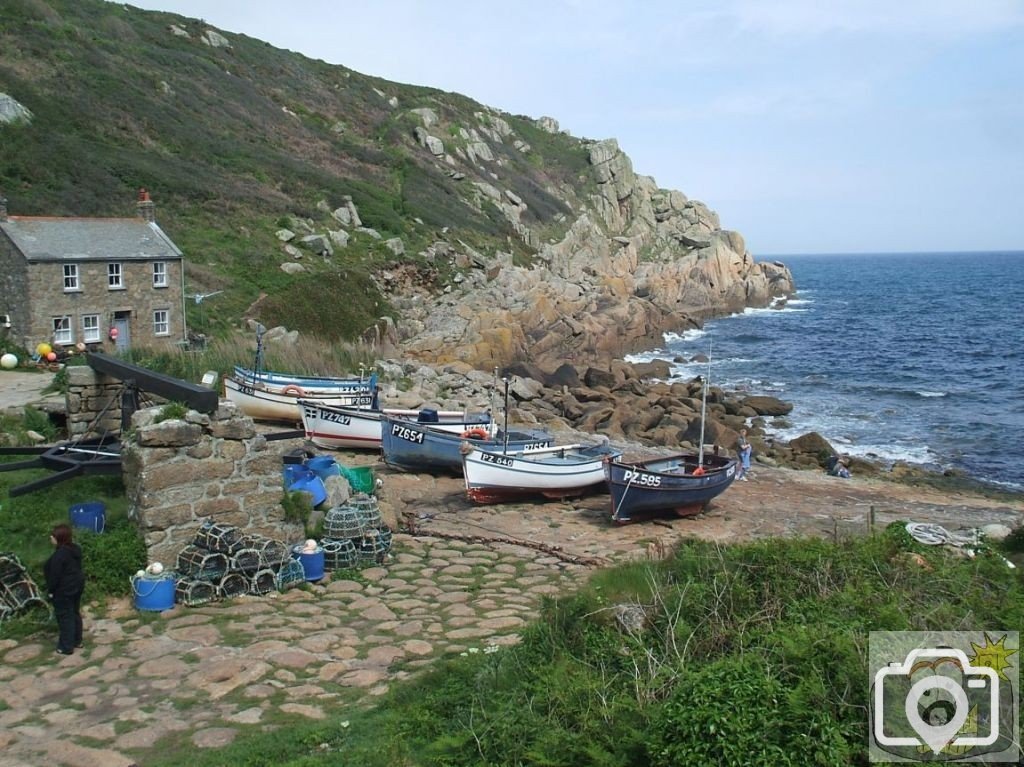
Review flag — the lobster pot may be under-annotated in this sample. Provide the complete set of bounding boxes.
[175,578,218,607]
[350,494,382,529]
[357,528,392,566]
[236,534,289,569]
[323,504,366,539]
[250,569,277,595]
[217,572,251,600]
[274,558,306,591]
[229,547,262,573]
[322,538,358,571]
[193,521,242,553]
[0,553,46,617]
[176,545,229,582]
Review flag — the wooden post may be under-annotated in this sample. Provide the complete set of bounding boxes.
[867,505,876,535]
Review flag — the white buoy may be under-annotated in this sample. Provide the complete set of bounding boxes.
[0,353,17,369]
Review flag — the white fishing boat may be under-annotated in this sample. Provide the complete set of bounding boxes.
[233,365,376,396]
[461,442,620,503]
[224,376,373,423]
[301,401,492,450]
[225,324,377,422]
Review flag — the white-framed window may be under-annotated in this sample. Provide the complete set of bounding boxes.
[153,261,167,288]
[153,309,169,336]
[63,264,80,291]
[82,314,101,343]
[52,316,73,345]
[107,262,124,289]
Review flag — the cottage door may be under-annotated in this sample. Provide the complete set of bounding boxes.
[112,314,130,352]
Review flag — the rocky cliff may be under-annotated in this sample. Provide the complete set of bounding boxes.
[388,133,794,368]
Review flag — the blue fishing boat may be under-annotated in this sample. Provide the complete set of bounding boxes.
[381,414,553,474]
[604,452,737,523]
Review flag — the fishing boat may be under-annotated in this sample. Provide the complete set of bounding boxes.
[606,341,737,522]
[301,401,492,450]
[461,442,621,503]
[604,452,737,523]
[224,376,374,423]
[381,415,553,474]
[224,324,377,422]
[233,365,376,396]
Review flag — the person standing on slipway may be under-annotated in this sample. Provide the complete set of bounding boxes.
[44,523,85,655]
[736,429,752,481]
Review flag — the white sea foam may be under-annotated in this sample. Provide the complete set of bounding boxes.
[764,414,935,466]
[663,328,707,344]
[738,304,808,317]
[915,390,947,398]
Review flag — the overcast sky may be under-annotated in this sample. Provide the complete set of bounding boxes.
[118,0,1023,255]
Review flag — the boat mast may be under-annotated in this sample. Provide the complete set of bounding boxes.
[697,340,712,466]
[502,376,511,453]
[251,323,266,385]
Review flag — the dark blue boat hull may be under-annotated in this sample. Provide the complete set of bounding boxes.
[381,416,553,474]
[605,453,737,523]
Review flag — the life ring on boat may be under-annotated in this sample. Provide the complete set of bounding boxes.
[461,427,489,440]
[282,384,306,397]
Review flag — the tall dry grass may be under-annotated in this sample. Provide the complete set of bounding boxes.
[123,331,377,384]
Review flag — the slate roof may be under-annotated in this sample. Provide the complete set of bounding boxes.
[0,217,183,262]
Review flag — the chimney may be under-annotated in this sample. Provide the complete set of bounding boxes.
[0,196,7,222]
[136,187,156,223]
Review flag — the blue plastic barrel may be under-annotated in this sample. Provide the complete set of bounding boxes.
[283,464,314,489]
[306,456,340,481]
[289,474,327,508]
[70,501,106,534]
[132,574,175,611]
[292,545,326,581]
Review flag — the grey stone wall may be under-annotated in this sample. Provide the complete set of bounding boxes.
[0,230,29,347]
[66,366,123,438]
[121,402,303,564]
[25,257,184,350]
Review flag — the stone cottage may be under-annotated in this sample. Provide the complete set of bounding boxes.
[0,190,186,352]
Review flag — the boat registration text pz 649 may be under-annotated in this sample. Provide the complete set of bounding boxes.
[622,470,661,487]
[390,424,424,444]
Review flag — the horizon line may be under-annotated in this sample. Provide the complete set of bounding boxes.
[759,248,1024,258]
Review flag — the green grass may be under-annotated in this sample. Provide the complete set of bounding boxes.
[133,529,1024,766]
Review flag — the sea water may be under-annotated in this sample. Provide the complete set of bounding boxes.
[626,251,1024,490]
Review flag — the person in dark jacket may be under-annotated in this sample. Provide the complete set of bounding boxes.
[44,523,85,655]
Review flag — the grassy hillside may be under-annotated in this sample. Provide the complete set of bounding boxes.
[0,0,591,339]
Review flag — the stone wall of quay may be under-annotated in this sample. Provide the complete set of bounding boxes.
[66,365,124,438]
[121,402,303,565]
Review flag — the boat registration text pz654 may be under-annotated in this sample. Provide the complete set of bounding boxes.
[390,424,424,444]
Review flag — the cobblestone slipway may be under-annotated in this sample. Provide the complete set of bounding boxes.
[0,534,591,767]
